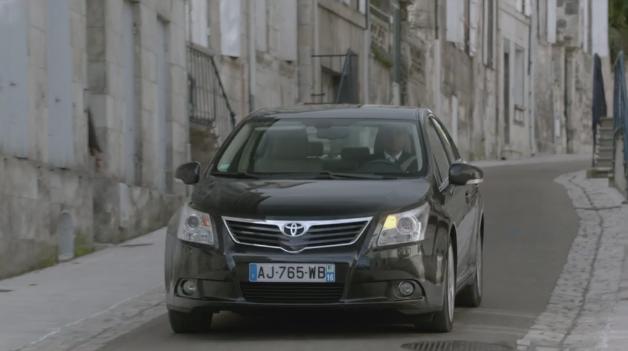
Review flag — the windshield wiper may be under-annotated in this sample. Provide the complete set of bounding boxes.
[212,171,259,179]
[314,171,394,180]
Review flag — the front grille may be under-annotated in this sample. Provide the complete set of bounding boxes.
[223,217,371,253]
[241,283,344,303]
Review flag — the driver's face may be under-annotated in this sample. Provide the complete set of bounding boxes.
[383,129,408,155]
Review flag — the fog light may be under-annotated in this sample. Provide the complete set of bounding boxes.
[398,281,415,297]
[181,279,198,296]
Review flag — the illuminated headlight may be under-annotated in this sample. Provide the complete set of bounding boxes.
[377,203,430,247]
[178,204,216,246]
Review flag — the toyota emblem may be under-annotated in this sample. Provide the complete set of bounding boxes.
[282,222,306,237]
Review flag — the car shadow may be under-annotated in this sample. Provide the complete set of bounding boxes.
[186,310,434,341]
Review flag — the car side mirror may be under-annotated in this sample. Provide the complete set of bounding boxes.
[449,162,484,186]
[175,162,201,185]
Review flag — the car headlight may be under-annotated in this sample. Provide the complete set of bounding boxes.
[376,203,430,247]
[177,204,216,246]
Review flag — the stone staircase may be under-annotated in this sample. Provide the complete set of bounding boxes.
[589,117,615,178]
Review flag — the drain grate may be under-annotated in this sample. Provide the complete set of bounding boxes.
[0,289,13,293]
[402,340,513,351]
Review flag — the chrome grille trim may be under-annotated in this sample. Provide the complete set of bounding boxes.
[222,216,372,254]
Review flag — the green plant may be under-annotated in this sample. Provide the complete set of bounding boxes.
[610,0,628,61]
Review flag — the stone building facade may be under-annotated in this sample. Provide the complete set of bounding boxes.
[0,0,189,279]
[187,0,609,161]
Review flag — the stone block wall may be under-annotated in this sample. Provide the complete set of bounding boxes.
[0,0,189,279]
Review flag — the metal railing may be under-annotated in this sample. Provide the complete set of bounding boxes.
[186,43,236,137]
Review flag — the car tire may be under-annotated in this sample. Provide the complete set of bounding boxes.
[415,242,455,333]
[168,309,212,333]
[457,233,483,308]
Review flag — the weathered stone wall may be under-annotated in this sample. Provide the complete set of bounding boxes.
[86,0,188,243]
[0,157,94,278]
[0,0,188,279]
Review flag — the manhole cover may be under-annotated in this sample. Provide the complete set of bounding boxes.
[402,340,512,351]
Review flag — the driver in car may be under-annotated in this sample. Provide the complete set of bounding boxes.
[377,126,417,172]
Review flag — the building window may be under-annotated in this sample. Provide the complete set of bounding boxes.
[358,0,366,14]
[482,0,495,67]
[516,0,531,15]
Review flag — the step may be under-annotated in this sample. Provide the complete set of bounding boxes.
[587,167,612,179]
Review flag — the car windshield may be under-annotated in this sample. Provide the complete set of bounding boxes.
[212,118,425,178]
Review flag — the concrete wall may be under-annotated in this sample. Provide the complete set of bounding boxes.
[0,0,188,279]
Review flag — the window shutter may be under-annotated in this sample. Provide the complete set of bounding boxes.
[220,0,241,57]
[446,0,459,43]
[469,0,480,56]
[547,0,556,43]
[256,0,267,52]
[276,0,297,61]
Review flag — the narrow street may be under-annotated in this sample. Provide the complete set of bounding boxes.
[96,159,588,351]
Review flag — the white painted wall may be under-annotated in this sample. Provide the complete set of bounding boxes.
[0,0,30,158]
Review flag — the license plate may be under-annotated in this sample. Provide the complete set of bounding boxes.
[248,263,336,283]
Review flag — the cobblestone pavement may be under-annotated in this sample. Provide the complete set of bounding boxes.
[517,171,628,350]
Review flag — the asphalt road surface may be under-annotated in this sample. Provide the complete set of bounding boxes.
[98,160,587,351]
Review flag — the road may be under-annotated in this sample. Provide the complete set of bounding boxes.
[98,160,587,351]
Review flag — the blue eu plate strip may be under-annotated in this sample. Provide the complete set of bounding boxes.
[249,263,257,282]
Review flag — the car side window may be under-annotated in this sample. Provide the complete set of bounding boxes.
[426,119,451,186]
[431,117,460,162]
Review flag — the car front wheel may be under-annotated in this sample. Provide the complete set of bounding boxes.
[415,241,455,332]
[168,309,213,333]
[457,233,483,307]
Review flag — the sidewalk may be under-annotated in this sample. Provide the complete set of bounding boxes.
[471,153,590,168]
[0,229,166,351]
[517,171,628,350]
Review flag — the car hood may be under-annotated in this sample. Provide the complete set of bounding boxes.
[190,176,431,219]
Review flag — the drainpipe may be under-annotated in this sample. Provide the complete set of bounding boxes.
[248,0,256,112]
[363,0,370,104]
[392,0,402,105]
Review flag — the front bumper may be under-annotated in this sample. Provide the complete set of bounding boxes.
[165,222,447,315]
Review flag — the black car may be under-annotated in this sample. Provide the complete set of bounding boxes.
[165,105,484,333]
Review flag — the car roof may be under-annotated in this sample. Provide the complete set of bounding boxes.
[247,104,430,121]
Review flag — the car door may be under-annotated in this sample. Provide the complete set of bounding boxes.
[431,117,479,282]
[425,118,469,284]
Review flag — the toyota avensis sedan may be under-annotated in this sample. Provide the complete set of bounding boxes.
[165,105,484,333]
